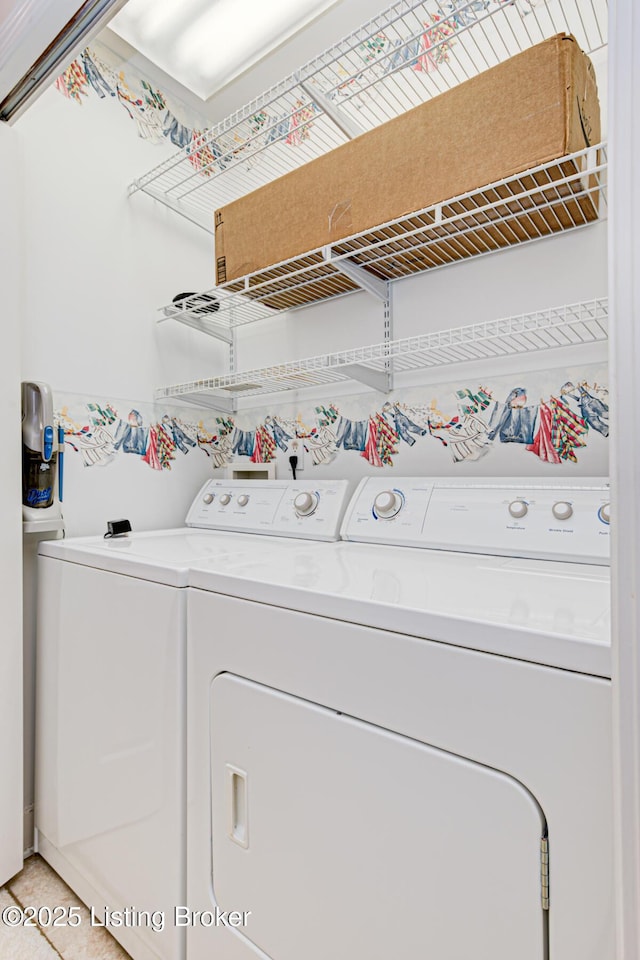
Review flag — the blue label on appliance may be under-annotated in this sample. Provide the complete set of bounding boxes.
[26,487,52,506]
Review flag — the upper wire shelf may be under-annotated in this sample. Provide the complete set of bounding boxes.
[158,142,607,334]
[156,298,608,410]
[129,0,608,232]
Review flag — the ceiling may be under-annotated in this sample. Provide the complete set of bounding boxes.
[108,0,342,101]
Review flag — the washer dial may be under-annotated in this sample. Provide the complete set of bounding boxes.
[552,501,573,521]
[203,493,214,505]
[508,500,528,519]
[294,491,319,517]
[598,503,610,525]
[373,490,403,520]
[219,494,232,506]
[237,494,250,507]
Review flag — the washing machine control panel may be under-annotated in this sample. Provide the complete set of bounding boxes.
[186,479,350,541]
[341,477,610,564]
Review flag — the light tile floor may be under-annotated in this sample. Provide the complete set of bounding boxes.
[0,856,131,960]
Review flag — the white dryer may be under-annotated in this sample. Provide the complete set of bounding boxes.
[186,477,612,960]
[35,479,350,960]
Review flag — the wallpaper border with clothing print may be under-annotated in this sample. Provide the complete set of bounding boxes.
[55,373,609,473]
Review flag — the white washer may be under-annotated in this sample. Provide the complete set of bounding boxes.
[35,479,350,960]
[186,477,612,960]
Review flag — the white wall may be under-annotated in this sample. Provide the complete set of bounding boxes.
[0,122,25,883]
[15,84,229,536]
[17,85,225,398]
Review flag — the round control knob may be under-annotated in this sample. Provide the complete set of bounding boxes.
[237,494,249,507]
[599,503,610,524]
[374,490,402,519]
[294,491,319,517]
[508,499,528,519]
[552,500,573,521]
[219,493,232,506]
[203,493,214,505]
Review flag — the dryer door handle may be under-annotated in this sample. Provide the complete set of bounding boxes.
[227,765,249,848]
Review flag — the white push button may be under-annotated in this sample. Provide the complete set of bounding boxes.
[552,501,573,521]
[203,493,214,504]
[374,491,402,519]
[220,494,232,506]
[237,495,249,507]
[508,500,528,519]
[294,491,319,517]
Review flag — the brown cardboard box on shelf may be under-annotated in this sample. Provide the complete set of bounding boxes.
[214,33,600,308]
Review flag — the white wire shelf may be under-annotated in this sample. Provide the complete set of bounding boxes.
[130,0,607,232]
[158,143,607,334]
[155,298,608,410]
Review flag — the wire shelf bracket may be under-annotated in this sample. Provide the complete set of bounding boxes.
[157,305,233,344]
[339,363,391,393]
[324,247,389,301]
[298,79,365,140]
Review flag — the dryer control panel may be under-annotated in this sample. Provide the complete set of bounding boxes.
[341,477,610,564]
[186,479,350,541]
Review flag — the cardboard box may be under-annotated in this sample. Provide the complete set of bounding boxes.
[215,33,600,305]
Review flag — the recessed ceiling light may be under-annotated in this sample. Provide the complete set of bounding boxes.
[110,0,341,100]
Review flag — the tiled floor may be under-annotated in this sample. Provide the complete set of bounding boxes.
[0,856,131,959]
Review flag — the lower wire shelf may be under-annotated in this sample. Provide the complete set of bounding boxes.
[155,298,608,412]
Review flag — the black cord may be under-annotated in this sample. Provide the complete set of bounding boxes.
[289,455,298,480]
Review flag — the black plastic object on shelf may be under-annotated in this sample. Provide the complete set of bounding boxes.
[172,292,220,314]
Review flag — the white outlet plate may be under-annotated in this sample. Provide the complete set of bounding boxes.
[289,440,304,473]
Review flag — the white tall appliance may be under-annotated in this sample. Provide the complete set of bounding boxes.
[186,478,612,960]
[21,380,65,856]
[35,479,350,960]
